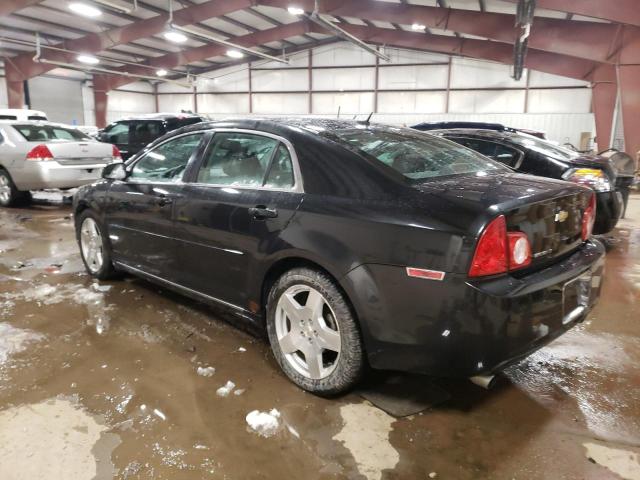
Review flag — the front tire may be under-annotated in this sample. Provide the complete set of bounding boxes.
[0,168,30,207]
[76,210,117,280]
[266,267,365,395]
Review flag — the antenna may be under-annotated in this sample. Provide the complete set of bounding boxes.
[337,105,341,119]
[365,112,373,124]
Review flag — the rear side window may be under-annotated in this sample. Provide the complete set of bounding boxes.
[327,128,508,181]
[197,132,280,187]
[131,121,163,145]
[166,117,202,131]
[0,115,17,120]
[449,137,523,168]
[103,122,129,144]
[264,144,294,188]
[27,115,47,121]
[13,124,89,141]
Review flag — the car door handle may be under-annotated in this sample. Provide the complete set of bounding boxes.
[249,205,278,219]
[157,196,173,207]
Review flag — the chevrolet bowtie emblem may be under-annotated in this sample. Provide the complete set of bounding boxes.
[555,210,569,222]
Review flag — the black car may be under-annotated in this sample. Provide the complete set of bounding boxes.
[73,118,605,395]
[98,113,203,160]
[412,123,624,234]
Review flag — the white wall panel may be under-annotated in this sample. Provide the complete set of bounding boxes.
[527,88,591,113]
[0,78,8,109]
[528,71,589,88]
[378,65,448,90]
[195,66,249,93]
[252,93,307,114]
[451,58,526,89]
[312,67,375,91]
[123,81,154,93]
[157,82,192,94]
[377,91,446,114]
[29,76,84,124]
[384,47,449,64]
[312,42,376,66]
[198,93,249,114]
[252,68,308,91]
[259,51,308,69]
[106,90,155,124]
[158,93,194,113]
[312,92,374,115]
[449,89,526,113]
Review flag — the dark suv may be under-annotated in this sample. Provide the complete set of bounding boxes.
[98,113,203,160]
[413,123,628,235]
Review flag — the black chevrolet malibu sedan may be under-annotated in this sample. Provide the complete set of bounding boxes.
[413,123,624,235]
[73,118,605,395]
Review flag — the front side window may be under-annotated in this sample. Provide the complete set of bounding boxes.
[130,133,203,183]
[131,121,163,146]
[449,137,522,168]
[197,132,285,187]
[14,124,90,142]
[510,133,578,161]
[326,128,509,181]
[103,122,129,144]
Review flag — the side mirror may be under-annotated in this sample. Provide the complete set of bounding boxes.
[102,162,127,180]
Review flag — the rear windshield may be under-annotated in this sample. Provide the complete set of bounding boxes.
[27,115,48,121]
[13,124,90,142]
[327,127,508,181]
[510,133,578,161]
[0,115,17,120]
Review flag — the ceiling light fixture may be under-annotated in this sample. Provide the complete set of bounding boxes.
[156,69,168,77]
[287,6,305,15]
[163,30,188,43]
[411,23,426,31]
[68,2,102,17]
[226,49,244,59]
[77,54,100,64]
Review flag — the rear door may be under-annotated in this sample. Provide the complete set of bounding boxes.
[104,132,208,278]
[173,130,303,310]
[129,120,164,157]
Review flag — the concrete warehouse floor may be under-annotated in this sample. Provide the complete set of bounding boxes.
[0,193,639,480]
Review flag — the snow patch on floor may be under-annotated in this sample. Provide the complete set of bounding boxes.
[584,442,640,480]
[1,282,106,306]
[333,402,399,480]
[197,366,216,377]
[216,380,236,397]
[246,409,281,438]
[0,322,45,364]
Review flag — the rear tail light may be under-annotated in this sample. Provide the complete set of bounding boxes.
[582,193,596,240]
[469,215,532,277]
[26,144,54,161]
[112,145,122,161]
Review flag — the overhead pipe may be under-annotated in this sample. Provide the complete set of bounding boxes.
[93,0,138,14]
[306,1,391,62]
[170,24,291,65]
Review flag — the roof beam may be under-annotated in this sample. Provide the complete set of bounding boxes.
[259,0,640,65]
[4,0,253,82]
[307,23,600,82]
[503,0,640,28]
[94,21,310,91]
[0,0,41,17]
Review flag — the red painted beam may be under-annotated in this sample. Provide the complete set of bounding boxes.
[590,65,617,151]
[619,65,640,157]
[307,24,599,82]
[504,0,640,28]
[5,0,253,82]
[261,0,640,65]
[0,0,41,17]
[94,22,309,91]
[4,60,25,108]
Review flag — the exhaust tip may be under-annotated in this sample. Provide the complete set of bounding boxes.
[469,374,497,390]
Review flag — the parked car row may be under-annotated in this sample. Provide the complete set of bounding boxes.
[72,117,610,394]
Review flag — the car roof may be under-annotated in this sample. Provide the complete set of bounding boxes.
[428,128,525,142]
[115,113,202,122]
[0,120,82,128]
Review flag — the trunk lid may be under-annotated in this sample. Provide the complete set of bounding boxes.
[40,140,114,166]
[415,172,592,267]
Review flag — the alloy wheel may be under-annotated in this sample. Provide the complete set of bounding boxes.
[0,173,11,204]
[80,217,104,274]
[275,285,342,380]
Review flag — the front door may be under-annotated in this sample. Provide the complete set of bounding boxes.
[104,132,207,278]
[173,131,303,310]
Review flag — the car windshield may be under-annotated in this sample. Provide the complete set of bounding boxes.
[14,124,90,142]
[510,133,578,161]
[327,127,508,181]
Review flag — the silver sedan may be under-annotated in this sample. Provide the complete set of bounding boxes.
[0,121,121,207]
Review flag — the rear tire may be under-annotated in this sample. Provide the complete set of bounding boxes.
[76,210,118,280]
[0,168,30,207]
[266,267,365,395]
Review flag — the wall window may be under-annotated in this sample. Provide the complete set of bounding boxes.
[130,133,203,182]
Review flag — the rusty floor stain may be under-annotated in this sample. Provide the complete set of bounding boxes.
[0,193,639,479]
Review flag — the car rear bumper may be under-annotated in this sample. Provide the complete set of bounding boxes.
[341,239,605,377]
[12,161,107,190]
[593,190,623,234]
